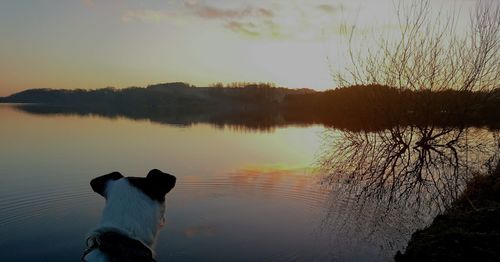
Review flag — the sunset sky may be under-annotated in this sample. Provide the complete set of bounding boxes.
[0,0,476,96]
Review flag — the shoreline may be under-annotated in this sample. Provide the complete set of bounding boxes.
[395,161,500,261]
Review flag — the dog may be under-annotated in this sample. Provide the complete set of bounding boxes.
[82,169,176,262]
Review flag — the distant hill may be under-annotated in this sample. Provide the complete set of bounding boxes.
[0,82,315,109]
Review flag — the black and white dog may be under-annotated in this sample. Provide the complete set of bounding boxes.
[82,169,176,262]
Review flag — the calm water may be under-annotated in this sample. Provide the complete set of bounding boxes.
[0,104,497,261]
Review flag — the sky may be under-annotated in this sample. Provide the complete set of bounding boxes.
[0,0,478,96]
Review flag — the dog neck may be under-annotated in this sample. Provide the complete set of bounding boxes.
[82,227,155,262]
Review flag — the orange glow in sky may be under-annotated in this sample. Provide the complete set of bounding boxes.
[0,0,478,96]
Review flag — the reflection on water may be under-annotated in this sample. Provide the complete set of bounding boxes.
[13,103,495,133]
[1,104,499,261]
[162,167,338,261]
[177,167,330,210]
[10,103,295,133]
[318,126,499,257]
[0,105,336,261]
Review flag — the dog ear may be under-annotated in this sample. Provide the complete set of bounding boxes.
[146,169,176,201]
[90,172,123,198]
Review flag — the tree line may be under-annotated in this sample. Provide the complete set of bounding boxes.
[2,83,498,131]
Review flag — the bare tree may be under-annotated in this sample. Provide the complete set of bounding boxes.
[335,0,499,93]
[318,1,499,256]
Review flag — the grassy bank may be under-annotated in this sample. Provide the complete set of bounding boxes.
[395,161,500,261]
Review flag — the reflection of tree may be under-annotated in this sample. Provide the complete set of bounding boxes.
[11,104,287,133]
[317,126,499,258]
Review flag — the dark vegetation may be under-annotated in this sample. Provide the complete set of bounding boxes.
[0,82,313,109]
[0,82,312,131]
[1,83,499,131]
[284,85,500,130]
[395,160,500,262]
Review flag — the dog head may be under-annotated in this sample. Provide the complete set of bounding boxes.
[90,169,176,247]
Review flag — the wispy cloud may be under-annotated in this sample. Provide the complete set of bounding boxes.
[225,21,260,36]
[185,2,349,40]
[121,2,273,24]
[181,2,290,38]
[257,8,274,18]
[195,6,253,19]
[120,0,349,40]
[224,19,290,39]
[187,3,274,20]
[122,9,174,23]
[317,4,339,14]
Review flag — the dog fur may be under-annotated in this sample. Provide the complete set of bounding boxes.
[83,170,176,262]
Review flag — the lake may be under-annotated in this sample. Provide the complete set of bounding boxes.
[0,104,498,261]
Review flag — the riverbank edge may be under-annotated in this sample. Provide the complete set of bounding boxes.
[395,160,500,261]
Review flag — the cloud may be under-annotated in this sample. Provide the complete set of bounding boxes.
[195,6,253,19]
[225,21,260,36]
[122,9,174,23]
[257,8,274,18]
[317,4,339,13]
[121,3,274,25]
[184,2,348,40]
[119,1,347,40]
[181,2,285,38]
[224,19,292,39]
[187,3,274,20]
